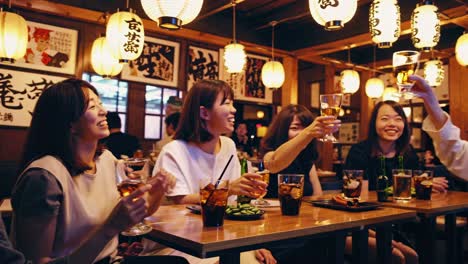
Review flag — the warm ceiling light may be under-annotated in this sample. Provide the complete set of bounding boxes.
[261,21,284,89]
[369,0,400,48]
[141,0,203,30]
[256,110,265,119]
[382,86,399,102]
[309,0,357,31]
[423,59,444,87]
[106,9,145,63]
[0,4,28,63]
[365,78,385,99]
[224,1,246,74]
[455,33,468,66]
[341,69,360,94]
[411,1,440,51]
[91,36,123,78]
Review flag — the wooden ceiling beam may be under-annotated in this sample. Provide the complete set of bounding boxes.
[7,0,294,58]
[196,0,245,21]
[294,5,467,61]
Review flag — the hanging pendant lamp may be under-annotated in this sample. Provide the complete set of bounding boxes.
[261,21,284,89]
[455,32,468,66]
[0,1,28,63]
[224,1,246,74]
[365,46,384,99]
[341,48,360,94]
[141,0,204,30]
[106,1,145,63]
[309,0,357,31]
[91,35,124,78]
[411,1,440,51]
[369,0,400,48]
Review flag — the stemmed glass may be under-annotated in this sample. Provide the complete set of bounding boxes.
[116,158,152,236]
[319,94,342,143]
[392,50,420,97]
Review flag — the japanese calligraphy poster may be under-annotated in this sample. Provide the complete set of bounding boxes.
[121,36,180,87]
[187,46,219,90]
[219,51,272,104]
[4,21,78,75]
[0,69,66,127]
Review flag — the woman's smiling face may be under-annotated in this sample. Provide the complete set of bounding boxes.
[375,104,405,143]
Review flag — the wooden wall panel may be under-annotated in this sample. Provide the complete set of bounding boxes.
[449,57,468,140]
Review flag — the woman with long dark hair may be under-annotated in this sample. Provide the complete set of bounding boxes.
[11,79,175,263]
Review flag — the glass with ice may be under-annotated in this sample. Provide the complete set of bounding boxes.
[199,179,229,227]
[413,170,433,200]
[342,170,363,200]
[278,174,304,216]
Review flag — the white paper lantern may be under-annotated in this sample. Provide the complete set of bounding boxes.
[365,78,385,99]
[91,36,123,78]
[382,86,399,102]
[340,69,360,94]
[261,61,285,89]
[369,0,400,48]
[423,59,444,87]
[141,0,203,30]
[224,43,246,74]
[455,33,468,66]
[411,3,440,51]
[106,10,145,63]
[0,8,28,63]
[309,0,357,30]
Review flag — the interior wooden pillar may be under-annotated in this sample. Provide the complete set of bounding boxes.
[282,56,298,106]
[449,57,468,140]
[360,71,373,141]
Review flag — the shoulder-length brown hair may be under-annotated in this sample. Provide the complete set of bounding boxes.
[174,79,233,143]
[367,100,411,157]
[20,78,103,175]
[260,104,315,155]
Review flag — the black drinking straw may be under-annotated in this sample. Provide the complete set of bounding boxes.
[206,154,234,203]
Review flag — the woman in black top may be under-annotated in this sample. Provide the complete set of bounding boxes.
[261,104,340,197]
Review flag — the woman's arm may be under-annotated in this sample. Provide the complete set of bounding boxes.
[265,116,339,173]
[309,164,323,196]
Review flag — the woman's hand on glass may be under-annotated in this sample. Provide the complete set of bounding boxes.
[230,173,267,197]
[106,184,151,234]
[305,116,341,138]
[432,177,449,193]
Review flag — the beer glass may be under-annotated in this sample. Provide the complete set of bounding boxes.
[393,50,420,95]
[392,169,412,201]
[319,94,342,142]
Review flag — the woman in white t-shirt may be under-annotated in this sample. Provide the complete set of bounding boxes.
[154,79,276,263]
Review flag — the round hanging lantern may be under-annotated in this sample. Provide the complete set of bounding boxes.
[141,0,204,30]
[382,86,399,102]
[455,33,468,66]
[0,8,28,63]
[365,77,385,99]
[106,9,145,63]
[423,59,444,87]
[309,0,357,30]
[411,2,440,51]
[224,43,246,74]
[91,36,123,78]
[369,0,400,48]
[340,69,360,94]
[261,61,285,89]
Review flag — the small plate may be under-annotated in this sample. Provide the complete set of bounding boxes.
[186,205,201,214]
[226,210,265,221]
[306,200,380,212]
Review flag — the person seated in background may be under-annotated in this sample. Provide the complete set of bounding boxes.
[101,112,141,159]
[154,80,275,264]
[11,79,175,264]
[409,74,468,181]
[260,104,339,263]
[153,112,180,155]
[232,122,254,157]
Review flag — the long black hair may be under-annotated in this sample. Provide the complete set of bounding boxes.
[20,78,100,174]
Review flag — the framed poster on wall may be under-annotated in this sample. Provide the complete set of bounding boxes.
[3,21,78,75]
[187,46,219,90]
[0,68,66,127]
[121,36,180,87]
[219,51,273,104]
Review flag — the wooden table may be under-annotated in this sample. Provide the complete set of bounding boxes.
[367,191,468,264]
[145,202,416,264]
